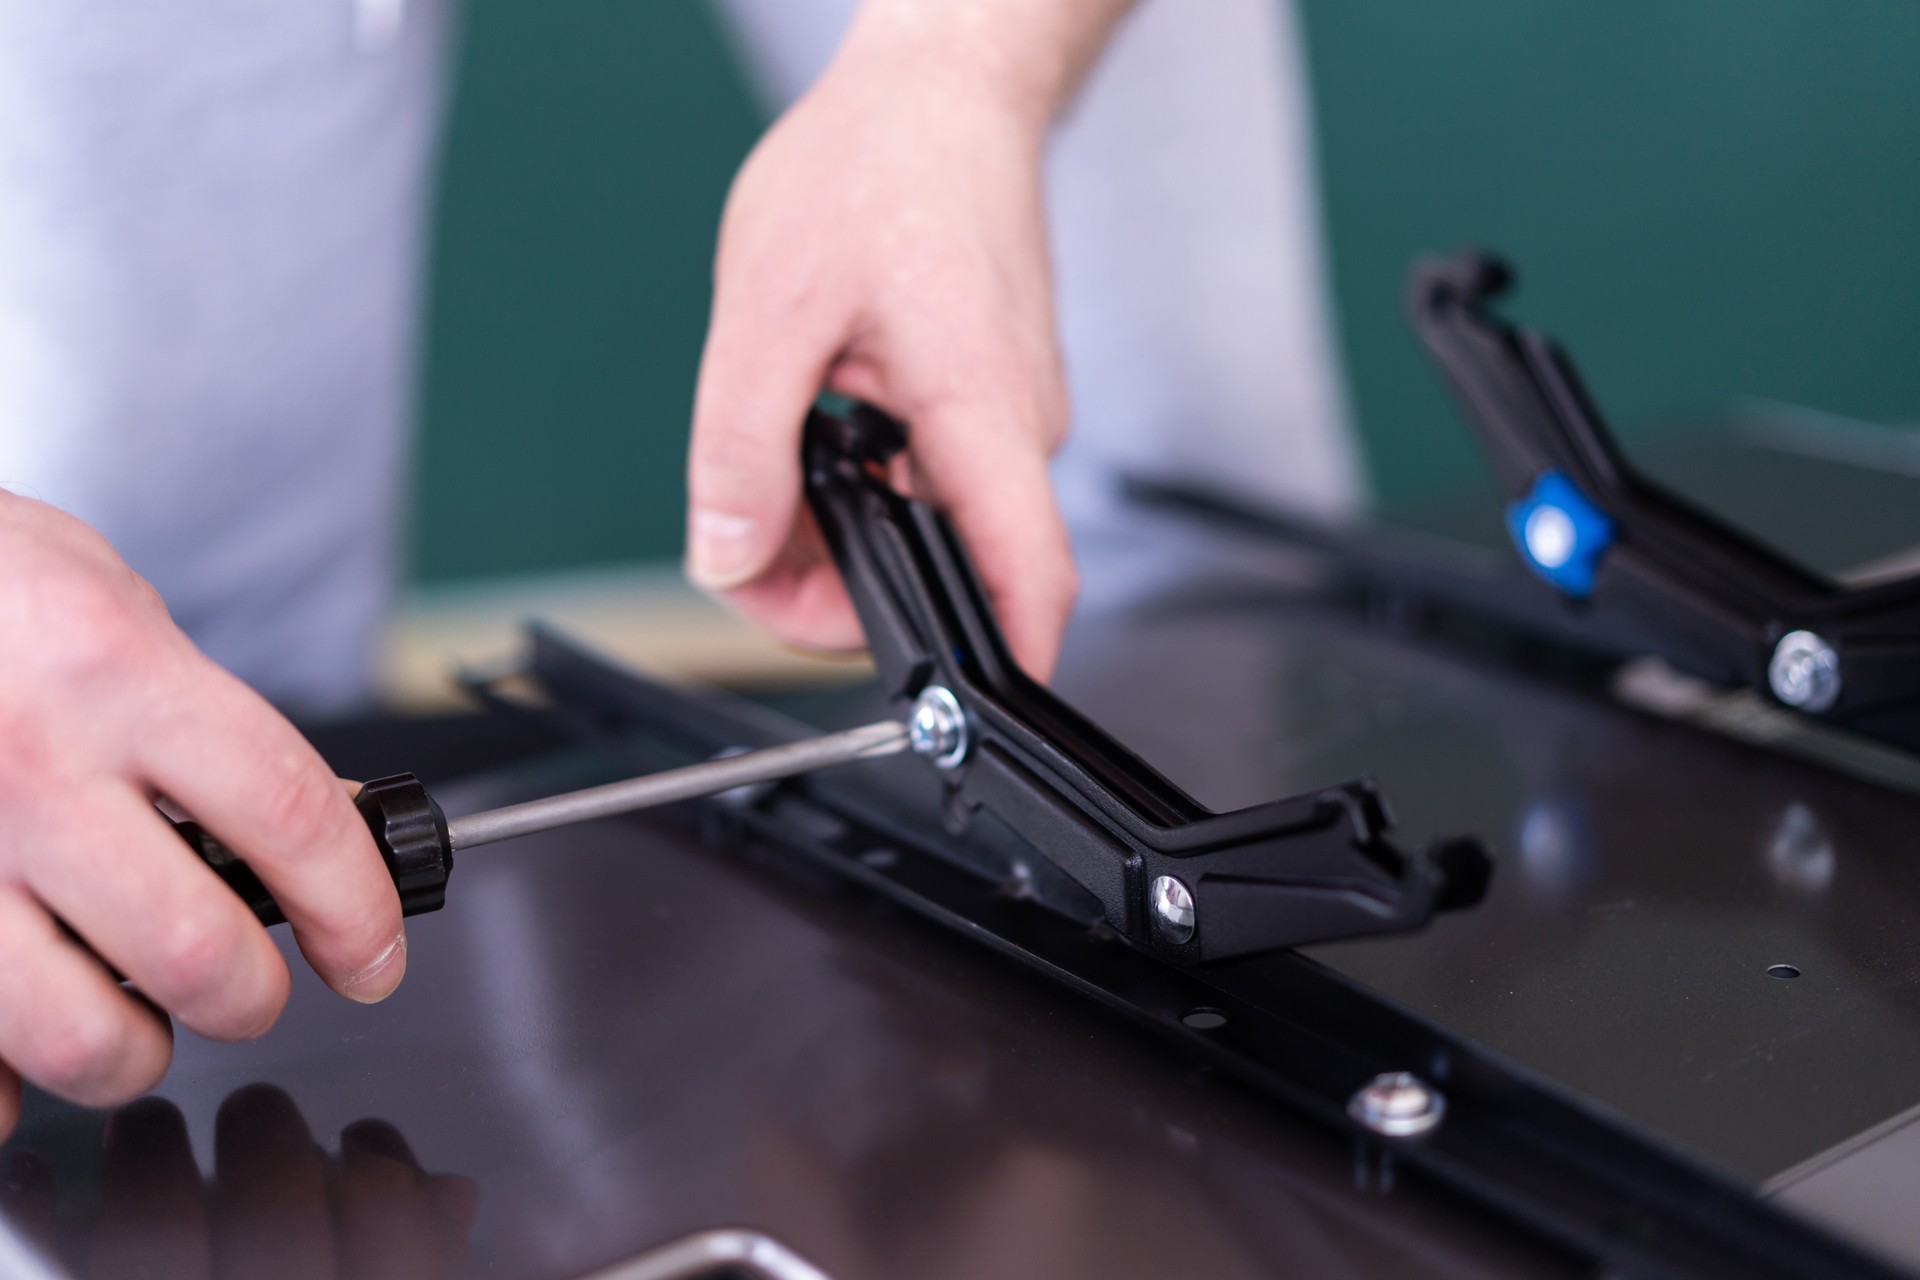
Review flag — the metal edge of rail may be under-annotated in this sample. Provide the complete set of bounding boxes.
[575,1227,836,1280]
[497,625,1913,1280]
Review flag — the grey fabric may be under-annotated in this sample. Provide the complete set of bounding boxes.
[711,0,1365,612]
[0,0,454,712]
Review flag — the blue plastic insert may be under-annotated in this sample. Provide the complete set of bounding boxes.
[1505,471,1616,598]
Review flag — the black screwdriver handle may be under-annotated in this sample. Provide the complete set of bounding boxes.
[169,774,456,927]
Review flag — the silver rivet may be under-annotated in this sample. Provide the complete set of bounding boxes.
[1348,1071,1446,1139]
[908,685,968,770]
[1523,504,1577,569]
[710,746,775,809]
[1150,874,1195,943]
[1768,630,1841,712]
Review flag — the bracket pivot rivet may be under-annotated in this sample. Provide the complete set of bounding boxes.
[1768,630,1841,713]
[908,685,969,770]
[1150,874,1196,943]
[1505,471,1615,598]
[1522,503,1577,570]
[1348,1071,1446,1139]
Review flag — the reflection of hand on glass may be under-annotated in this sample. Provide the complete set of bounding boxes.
[745,1120,1246,1279]
[1,1084,474,1280]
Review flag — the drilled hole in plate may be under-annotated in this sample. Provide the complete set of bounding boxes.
[857,847,898,870]
[1181,1008,1228,1031]
[1768,963,1802,980]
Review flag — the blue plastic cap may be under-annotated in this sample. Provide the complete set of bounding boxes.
[1505,471,1616,598]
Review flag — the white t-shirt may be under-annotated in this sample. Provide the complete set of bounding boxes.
[0,0,452,713]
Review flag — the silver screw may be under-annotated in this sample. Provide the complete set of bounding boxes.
[1522,504,1578,569]
[1768,630,1841,713]
[1348,1071,1446,1139]
[908,685,969,770]
[1150,874,1196,943]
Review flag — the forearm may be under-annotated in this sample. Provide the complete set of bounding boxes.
[833,0,1138,136]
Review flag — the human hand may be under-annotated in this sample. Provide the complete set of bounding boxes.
[0,494,406,1139]
[0,1085,475,1280]
[687,1,1133,682]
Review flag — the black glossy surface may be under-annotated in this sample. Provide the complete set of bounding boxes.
[2,748,1572,1279]
[1054,597,1920,1187]
[10,418,1920,1275]
[1067,417,1920,1195]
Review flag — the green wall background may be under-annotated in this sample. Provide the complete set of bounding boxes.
[412,2,1920,584]
[412,2,761,582]
[1298,0,1920,513]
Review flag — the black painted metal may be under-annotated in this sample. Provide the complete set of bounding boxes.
[799,404,1489,963]
[518,629,1913,1280]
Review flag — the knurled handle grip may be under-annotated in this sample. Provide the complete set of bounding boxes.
[169,773,455,928]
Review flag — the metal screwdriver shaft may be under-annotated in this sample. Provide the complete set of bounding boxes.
[445,719,911,851]
[172,689,964,929]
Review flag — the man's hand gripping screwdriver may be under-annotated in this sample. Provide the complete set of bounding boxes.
[169,716,917,926]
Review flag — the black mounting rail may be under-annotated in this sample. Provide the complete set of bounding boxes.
[1412,251,1920,752]
[800,403,1489,963]
[503,627,1914,1280]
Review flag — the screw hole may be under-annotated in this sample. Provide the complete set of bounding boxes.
[1181,1008,1228,1031]
[1768,963,1801,980]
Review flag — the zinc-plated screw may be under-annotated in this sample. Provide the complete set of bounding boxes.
[908,685,969,770]
[1768,630,1842,713]
[1348,1071,1446,1139]
[1150,874,1196,943]
[1522,504,1578,570]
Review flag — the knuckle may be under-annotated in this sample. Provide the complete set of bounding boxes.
[0,726,53,814]
[187,954,288,1043]
[30,1005,131,1101]
[37,578,143,689]
[150,912,239,1002]
[691,417,779,488]
[1049,560,1081,613]
[253,751,348,856]
[691,417,753,473]
[1041,386,1071,452]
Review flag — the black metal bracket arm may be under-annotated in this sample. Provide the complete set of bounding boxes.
[801,403,1490,964]
[1412,252,1920,752]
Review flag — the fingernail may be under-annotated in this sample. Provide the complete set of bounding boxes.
[686,508,761,590]
[343,931,407,1004]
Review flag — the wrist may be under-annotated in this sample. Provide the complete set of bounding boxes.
[834,0,1127,138]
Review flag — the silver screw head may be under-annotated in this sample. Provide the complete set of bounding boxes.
[1150,874,1196,943]
[1522,503,1578,570]
[1348,1071,1446,1139]
[1768,630,1841,712]
[908,685,969,770]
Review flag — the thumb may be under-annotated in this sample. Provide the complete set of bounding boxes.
[685,288,835,593]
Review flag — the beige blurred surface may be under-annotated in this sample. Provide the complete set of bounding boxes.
[379,563,871,710]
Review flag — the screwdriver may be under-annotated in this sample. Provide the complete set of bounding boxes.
[169,718,914,927]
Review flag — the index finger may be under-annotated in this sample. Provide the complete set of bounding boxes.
[908,401,1078,682]
[132,652,405,1004]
